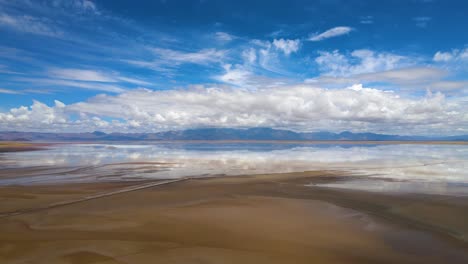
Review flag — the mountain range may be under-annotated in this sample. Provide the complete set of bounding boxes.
[1,128,467,142]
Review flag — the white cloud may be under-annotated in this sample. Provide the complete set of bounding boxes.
[151,48,227,65]
[315,49,410,77]
[126,48,228,72]
[309,26,353,41]
[49,68,116,82]
[309,67,447,87]
[215,32,235,42]
[433,48,468,62]
[215,64,253,86]
[116,77,151,86]
[272,39,300,55]
[214,40,297,86]
[248,39,292,75]
[427,81,468,92]
[1,85,466,135]
[0,13,62,37]
[433,51,454,62]
[0,88,22,94]
[47,68,151,86]
[242,48,257,64]
[0,99,116,132]
[214,64,287,87]
[0,100,67,129]
[359,67,447,86]
[16,78,126,93]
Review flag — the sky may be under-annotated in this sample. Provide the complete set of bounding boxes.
[0,0,467,135]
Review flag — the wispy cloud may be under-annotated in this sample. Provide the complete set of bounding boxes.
[413,16,432,28]
[309,26,353,41]
[49,68,117,82]
[51,0,99,14]
[0,0,100,15]
[16,78,126,93]
[308,67,448,89]
[215,32,236,42]
[242,48,257,64]
[248,39,295,76]
[0,64,21,74]
[0,13,63,37]
[427,81,468,92]
[360,16,374,24]
[48,68,151,86]
[124,47,228,74]
[214,64,288,88]
[0,88,22,94]
[151,48,227,65]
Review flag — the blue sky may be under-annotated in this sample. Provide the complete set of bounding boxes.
[0,0,467,135]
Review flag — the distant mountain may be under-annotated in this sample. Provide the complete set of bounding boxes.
[0,128,467,142]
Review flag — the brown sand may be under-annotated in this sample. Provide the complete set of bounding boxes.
[0,172,468,263]
[0,142,50,152]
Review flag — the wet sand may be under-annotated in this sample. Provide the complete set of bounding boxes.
[0,142,49,153]
[1,171,468,263]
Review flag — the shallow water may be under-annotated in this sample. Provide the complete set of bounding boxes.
[308,178,468,196]
[0,142,467,195]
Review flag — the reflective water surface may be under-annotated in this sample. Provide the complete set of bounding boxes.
[0,142,467,195]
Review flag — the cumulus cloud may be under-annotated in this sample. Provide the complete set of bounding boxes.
[309,26,353,41]
[315,49,410,77]
[1,85,466,135]
[272,39,300,55]
[0,100,117,132]
[433,48,468,62]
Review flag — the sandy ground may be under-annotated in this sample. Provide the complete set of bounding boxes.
[0,171,467,263]
[0,142,49,153]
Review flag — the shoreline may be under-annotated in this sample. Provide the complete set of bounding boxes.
[2,139,468,146]
[0,142,50,152]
